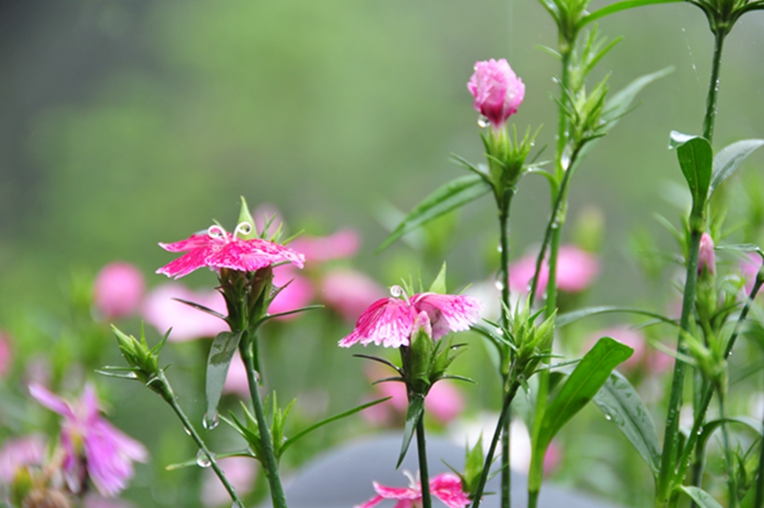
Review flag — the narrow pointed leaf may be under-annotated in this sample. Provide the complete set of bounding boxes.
[697,416,762,453]
[601,67,674,126]
[377,175,492,253]
[579,0,683,28]
[593,372,661,476]
[205,331,243,424]
[537,337,633,451]
[709,139,764,196]
[679,486,724,508]
[173,298,228,321]
[279,397,391,456]
[396,396,425,468]
[556,305,677,328]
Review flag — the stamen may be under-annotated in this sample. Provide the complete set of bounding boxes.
[402,470,418,489]
[390,285,409,303]
[207,225,227,241]
[234,221,253,239]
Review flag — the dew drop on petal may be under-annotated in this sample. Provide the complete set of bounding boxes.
[477,115,490,128]
[196,450,212,468]
[203,411,219,430]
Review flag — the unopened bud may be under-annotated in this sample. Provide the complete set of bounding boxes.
[698,233,715,275]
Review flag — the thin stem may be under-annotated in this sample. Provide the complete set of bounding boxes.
[702,30,726,143]
[656,229,702,504]
[528,490,539,508]
[240,338,287,508]
[501,410,511,508]
[416,413,432,508]
[470,378,521,508]
[158,373,245,507]
[754,410,764,508]
[718,396,738,508]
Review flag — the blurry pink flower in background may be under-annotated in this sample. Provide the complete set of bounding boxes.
[83,494,136,508]
[339,289,481,348]
[156,225,304,279]
[223,351,249,398]
[356,472,470,508]
[142,283,228,342]
[268,267,315,320]
[201,456,256,507]
[93,263,145,320]
[29,384,148,497]
[587,326,671,375]
[508,245,599,296]
[468,58,525,130]
[251,203,284,239]
[698,233,715,275]
[543,441,563,475]
[322,269,387,322]
[0,332,12,378]
[0,434,47,484]
[289,229,360,262]
[741,253,761,294]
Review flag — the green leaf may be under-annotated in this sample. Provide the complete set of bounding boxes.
[696,416,762,454]
[555,305,677,328]
[578,0,683,28]
[377,175,492,253]
[279,397,391,457]
[173,298,228,321]
[205,331,243,425]
[537,337,633,452]
[671,132,713,218]
[709,139,764,196]
[679,486,724,508]
[396,395,425,468]
[593,372,661,477]
[601,67,674,127]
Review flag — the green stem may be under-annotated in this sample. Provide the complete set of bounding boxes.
[528,490,539,508]
[702,30,726,143]
[157,372,245,507]
[502,410,511,508]
[754,410,764,508]
[416,414,432,508]
[240,337,287,508]
[718,396,738,508]
[470,378,521,508]
[656,229,702,505]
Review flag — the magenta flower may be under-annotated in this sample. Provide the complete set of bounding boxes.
[156,223,305,279]
[0,434,46,484]
[698,233,715,275]
[29,384,148,497]
[468,58,525,130]
[357,472,470,508]
[339,287,482,348]
[93,262,145,320]
[289,229,360,262]
[141,283,228,342]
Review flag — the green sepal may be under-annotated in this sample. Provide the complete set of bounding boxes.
[428,262,448,294]
[237,196,259,240]
[396,394,425,468]
[678,486,724,508]
[593,372,662,477]
[205,331,244,427]
[377,175,492,253]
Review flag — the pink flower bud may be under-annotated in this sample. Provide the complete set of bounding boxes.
[0,332,12,378]
[698,233,715,275]
[93,263,145,320]
[468,58,525,130]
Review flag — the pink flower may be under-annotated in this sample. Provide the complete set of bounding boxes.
[321,269,387,322]
[156,223,305,279]
[0,331,12,378]
[29,384,148,497]
[223,351,250,398]
[698,233,715,275]
[357,472,470,508]
[0,434,47,484]
[587,327,672,375]
[508,245,599,296]
[93,262,145,320]
[141,283,228,342]
[201,456,256,507]
[468,59,525,130]
[741,253,761,294]
[339,288,482,348]
[289,229,360,262]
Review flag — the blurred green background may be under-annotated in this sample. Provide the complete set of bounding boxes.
[2,1,764,506]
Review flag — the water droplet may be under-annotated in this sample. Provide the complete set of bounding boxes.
[203,412,219,431]
[604,413,613,421]
[497,244,503,253]
[495,280,505,292]
[196,450,212,468]
[477,115,490,128]
[183,426,192,436]
[125,372,139,380]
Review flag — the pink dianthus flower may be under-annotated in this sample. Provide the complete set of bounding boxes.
[93,262,145,320]
[156,223,304,279]
[508,245,599,296]
[29,384,148,497]
[339,287,481,348]
[356,472,470,508]
[468,58,525,130]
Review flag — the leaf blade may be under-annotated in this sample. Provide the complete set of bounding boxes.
[205,331,243,424]
[709,139,764,196]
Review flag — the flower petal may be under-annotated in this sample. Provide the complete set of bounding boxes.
[29,384,75,419]
[430,473,471,508]
[339,298,415,348]
[411,293,482,340]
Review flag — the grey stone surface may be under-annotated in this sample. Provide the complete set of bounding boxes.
[258,433,622,507]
